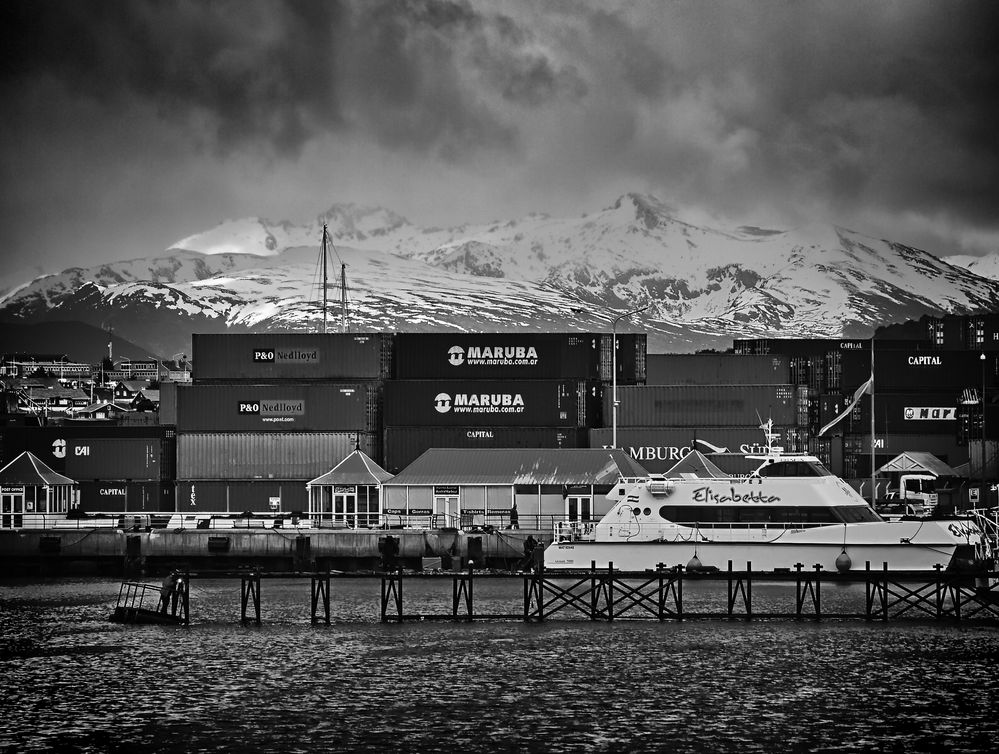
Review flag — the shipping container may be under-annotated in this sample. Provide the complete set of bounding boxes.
[606,385,798,427]
[842,432,970,464]
[588,426,806,474]
[383,426,586,475]
[841,349,996,393]
[601,333,647,385]
[192,332,393,382]
[0,426,175,480]
[159,381,178,425]
[383,380,593,428]
[175,480,309,514]
[177,432,377,480]
[645,354,790,386]
[77,481,172,513]
[733,338,931,357]
[844,392,961,435]
[393,332,601,380]
[175,382,380,432]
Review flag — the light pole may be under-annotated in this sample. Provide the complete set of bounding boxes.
[983,352,988,508]
[611,305,649,449]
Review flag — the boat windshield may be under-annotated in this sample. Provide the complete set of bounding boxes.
[756,460,833,478]
[831,505,882,523]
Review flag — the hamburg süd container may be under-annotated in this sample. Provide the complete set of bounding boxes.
[191,332,393,382]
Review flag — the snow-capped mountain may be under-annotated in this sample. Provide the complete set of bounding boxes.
[945,252,999,282]
[3,194,998,358]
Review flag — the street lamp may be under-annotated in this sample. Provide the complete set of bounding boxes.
[983,352,988,508]
[611,305,650,449]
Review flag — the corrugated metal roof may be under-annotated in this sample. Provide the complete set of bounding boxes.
[308,448,394,486]
[0,451,77,486]
[385,448,648,486]
[664,450,727,478]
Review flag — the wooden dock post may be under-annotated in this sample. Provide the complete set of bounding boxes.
[241,572,261,625]
[311,571,331,625]
[727,561,752,620]
[381,567,403,623]
[795,563,822,620]
[452,564,474,621]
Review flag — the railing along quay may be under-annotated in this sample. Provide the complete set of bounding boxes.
[115,560,999,626]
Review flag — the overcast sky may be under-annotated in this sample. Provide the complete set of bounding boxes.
[2,0,998,281]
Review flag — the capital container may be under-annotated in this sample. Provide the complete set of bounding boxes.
[393,332,601,380]
[175,383,380,432]
[383,426,586,474]
[191,332,393,382]
[841,349,994,392]
[733,338,931,357]
[76,481,171,513]
[606,385,798,427]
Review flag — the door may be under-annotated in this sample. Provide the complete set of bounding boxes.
[334,486,357,528]
[2,488,24,528]
[566,495,592,522]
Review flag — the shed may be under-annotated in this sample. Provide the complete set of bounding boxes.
[0,450,76,527]
[382,448,648,529]
[307,448,393,528]
[877,452,960,478]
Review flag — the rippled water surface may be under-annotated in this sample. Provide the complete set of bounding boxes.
[2,576,998,753]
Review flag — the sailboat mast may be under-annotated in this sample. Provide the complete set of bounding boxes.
[321,223,329,334]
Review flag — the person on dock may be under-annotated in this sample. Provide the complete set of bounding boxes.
[508,503,520,530]
[159,571,181,615]
[519,535,537,572]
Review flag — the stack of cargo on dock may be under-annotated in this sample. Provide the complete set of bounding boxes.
[173,333,391,513]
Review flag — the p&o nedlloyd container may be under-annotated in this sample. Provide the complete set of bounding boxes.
[175,383,379,432]
[191,333,393,382]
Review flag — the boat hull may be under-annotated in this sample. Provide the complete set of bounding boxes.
[545,521,971,573]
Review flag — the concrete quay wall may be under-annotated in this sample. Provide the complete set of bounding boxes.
[0,528,543,575]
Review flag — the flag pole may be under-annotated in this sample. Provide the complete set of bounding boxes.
[870,336,876,506]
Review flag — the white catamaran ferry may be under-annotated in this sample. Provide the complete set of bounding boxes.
[547,443,981,574]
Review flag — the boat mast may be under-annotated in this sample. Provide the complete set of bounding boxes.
[321,224,329,334]
[340,262,349,333]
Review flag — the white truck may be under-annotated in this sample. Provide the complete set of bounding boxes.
[882,473,938,518]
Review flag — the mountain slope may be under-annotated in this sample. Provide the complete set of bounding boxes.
[3,194,998,357]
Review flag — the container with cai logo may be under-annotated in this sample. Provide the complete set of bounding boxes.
[176,383,378,432]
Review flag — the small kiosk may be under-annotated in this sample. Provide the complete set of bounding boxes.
[0,451,77,528]
[307,448,393,528]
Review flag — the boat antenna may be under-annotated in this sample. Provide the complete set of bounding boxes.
[314,223,350,333]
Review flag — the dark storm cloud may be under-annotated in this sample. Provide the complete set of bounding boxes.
[0,0,585,160]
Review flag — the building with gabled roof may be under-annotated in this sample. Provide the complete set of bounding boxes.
[0,450,76,527]
[381,448,647,530]
[307,448,393,528]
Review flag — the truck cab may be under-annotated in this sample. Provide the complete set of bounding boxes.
[885,473,937,517]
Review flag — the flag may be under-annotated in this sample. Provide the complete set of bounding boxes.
[818,372,873,436]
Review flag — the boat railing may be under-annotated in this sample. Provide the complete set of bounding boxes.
[115,581,161,614]
[967,507,999,563]
[554,520,597,543]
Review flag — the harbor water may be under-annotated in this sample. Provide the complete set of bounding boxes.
[2,577,998,753]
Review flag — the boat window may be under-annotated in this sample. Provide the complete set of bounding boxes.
[657,505,842,524]
[757,461,832,478]
[832,505,882,523]
[643,508,651,516]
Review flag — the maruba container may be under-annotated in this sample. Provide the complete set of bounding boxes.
[383,380,587,427]
[175,383,379,432]
[392,332,601,380]
[191,332,393,382]
[383,426,586,475]
[606,385,798,427]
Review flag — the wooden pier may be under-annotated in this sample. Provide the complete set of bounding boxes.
[112,560,999,626]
